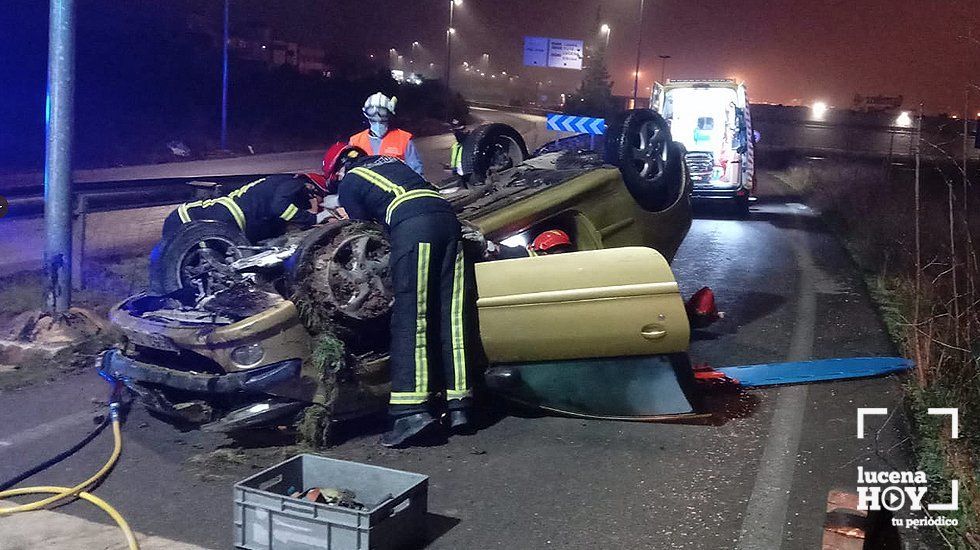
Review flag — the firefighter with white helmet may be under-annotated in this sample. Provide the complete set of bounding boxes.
[349,92,424,176]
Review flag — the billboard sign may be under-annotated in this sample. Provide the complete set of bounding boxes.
[523,36,583,70]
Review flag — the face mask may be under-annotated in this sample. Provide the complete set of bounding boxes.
[370,121,389,138]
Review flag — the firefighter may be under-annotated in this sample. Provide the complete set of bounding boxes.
[529,229,574,255]
[446,118,468,175]
[349,92,424,176]
[484,229,574,260]
[161,173,331,242]
[325,143,477,448]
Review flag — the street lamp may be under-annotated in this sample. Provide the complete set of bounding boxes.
[632,0,646,105]
[811,101,828,120]
[445,0,462,89]
[600,23,611,50]
[221,0,230,150]
[658,54,671,83]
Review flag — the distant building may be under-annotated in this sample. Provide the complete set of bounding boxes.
[852,94,903,113]
[190,17,329,76]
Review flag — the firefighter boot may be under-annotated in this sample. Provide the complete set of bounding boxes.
[447,399,476,436]
[380,411,444,448]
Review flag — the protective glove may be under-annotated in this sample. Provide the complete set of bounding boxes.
[460,221,491,259]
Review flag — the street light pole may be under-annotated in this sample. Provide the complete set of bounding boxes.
[600,24,611,50]
[632,0,645,106]
[658,54,671,83]
[220,0,229,150]
[44,0,76,312]
[444,0,459,89]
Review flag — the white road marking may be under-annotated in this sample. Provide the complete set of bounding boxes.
[736,219,817,550]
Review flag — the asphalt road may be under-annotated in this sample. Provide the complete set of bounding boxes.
[0,108,566,276]
[0,172,921,549]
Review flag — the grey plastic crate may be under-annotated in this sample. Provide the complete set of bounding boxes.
[234,454,428,550]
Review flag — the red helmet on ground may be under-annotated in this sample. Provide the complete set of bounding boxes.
[530,229,571,252]
[322,142,367,188]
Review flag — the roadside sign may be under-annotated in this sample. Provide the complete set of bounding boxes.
[523,37,583,70]
[547,38,583,70]
[546,114,606,135]
[523,37,549,67]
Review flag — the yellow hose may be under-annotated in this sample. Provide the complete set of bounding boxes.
[0,411,139,550]
[1,485,139,550]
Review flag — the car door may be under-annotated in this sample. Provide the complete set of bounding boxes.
[475,246,689,364]
[475,246,698,419]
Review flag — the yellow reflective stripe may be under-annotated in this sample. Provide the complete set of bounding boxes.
[350,167,405,196]
[414,243,431,396]
[177,202,194,223]
[226,177,266,200]
[447,389,473,399]
[390,392,430,405]
[450,248,467,393]
[385,190,444,224]
[280,204,299,221]
[449,143,462,168]
[215,197,246,231]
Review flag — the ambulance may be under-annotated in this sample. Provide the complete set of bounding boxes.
[651,79,756,215]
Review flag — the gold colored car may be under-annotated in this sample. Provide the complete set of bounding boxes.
[102,110,699,436]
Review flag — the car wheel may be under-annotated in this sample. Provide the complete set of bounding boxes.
[460,123,529,182]
[735,195,751,218]
[149,220,250,296]
[606,109,688,212]
[287,221,394,325]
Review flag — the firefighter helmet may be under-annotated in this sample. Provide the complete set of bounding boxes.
[530,229,572,253]
[304,172,329,195]
[363,92,397,120]
[322,142,367,190]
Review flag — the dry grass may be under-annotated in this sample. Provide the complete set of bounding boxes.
[779,148,979,546]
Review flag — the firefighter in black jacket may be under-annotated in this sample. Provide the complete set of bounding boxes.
[326,144,477,448]
[162,173,330,242]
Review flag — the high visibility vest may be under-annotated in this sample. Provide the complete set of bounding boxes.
[349,129,413,160]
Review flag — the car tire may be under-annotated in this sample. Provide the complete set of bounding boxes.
[606,109,687,213]
[735,194,751,218]
[460,123,529,181]
[149,220,250,296]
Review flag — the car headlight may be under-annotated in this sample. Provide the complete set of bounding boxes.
[231,344,265,367]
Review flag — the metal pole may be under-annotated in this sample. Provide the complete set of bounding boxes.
[444,1,454,89]
[632,0,645,106]
[659,54,670,83]
[220,0,229,150]
[44,0,76,312]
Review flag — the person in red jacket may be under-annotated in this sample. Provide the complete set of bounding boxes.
[348,92,424,175]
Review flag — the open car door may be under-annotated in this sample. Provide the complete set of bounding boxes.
[475,247,700,419]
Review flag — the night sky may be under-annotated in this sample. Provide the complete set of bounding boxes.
[164,0,980,114]
[9,0,980,114]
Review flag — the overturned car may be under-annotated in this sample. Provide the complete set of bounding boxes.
[101,109,700,441]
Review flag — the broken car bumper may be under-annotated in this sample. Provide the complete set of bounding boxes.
[99,348,303,395]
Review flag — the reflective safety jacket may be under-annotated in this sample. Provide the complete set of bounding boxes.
[449,142,463,172]
[176,174,316,240]
[337,156,452,228]
[350,129,412,160]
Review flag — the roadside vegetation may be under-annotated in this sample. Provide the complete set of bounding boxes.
[772,136,980,546]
